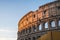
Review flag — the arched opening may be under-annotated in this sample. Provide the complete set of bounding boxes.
[37,36,41,39]
[39,24,42,30]
[44,22,48,29]
[33,37,36,40]
[26,28,28,33]
[21,39,24,40]
[21,30,23,35]
[29,27,31,33]
[50,21,55,27]
[25,39,27,40]
[28,38,31,40]
[33,25,36,32]
[22,29,25,34]
[58,20,60,27]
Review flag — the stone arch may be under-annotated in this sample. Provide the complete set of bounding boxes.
[58,19,60,27]
[38,23,42,31]
[44,22,48,30]
[50,20,55,28]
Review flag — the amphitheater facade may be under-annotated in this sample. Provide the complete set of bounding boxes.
[17,1,60,40]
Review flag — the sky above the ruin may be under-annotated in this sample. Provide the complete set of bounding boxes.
[0,0,55,40]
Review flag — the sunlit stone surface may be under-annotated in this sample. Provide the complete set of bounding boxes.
[17,1,60,40]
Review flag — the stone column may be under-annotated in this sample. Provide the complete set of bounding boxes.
[35,24,38,32]
[42,22,45,31]
[55,19,58,29]
[36,24,39,31]
[48,21,51,30]
[31,25,34,33]
[25,29,26,35]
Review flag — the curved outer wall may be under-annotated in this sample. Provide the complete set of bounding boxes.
[18,1,60,40]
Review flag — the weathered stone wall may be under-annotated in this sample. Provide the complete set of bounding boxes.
[17,1,60,40]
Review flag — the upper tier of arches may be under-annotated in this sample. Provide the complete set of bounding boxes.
[18,1,60,32]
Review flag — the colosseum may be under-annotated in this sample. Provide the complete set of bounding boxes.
[17,0,60,40]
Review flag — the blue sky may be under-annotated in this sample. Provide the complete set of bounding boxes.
[0,0,55,40]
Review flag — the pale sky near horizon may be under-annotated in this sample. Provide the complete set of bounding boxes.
[0,0,55,40]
